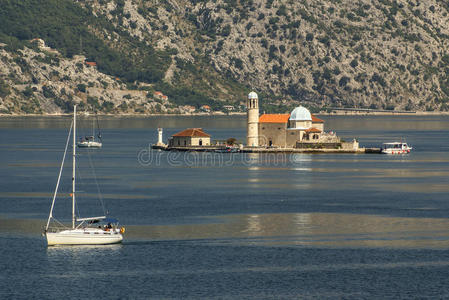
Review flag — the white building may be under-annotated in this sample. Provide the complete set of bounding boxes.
[169,128,211,147]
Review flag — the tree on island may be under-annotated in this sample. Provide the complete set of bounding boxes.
[226,138,237,146]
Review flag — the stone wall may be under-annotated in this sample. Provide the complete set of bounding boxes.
[341,140,359,151]
[170,136,210,147]
[296,142,342,149]
[258,123,287,147]
[312,123,324,131]
[286,129,303,148]
[191,137,210,146]
[290,120,312,129]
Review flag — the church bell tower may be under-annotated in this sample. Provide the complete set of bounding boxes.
[247,91,259,147]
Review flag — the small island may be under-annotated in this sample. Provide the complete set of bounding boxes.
[154,92,376,154]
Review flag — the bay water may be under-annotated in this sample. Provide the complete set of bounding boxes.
[1,115,449,299]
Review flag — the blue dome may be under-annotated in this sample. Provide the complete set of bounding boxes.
[290,106,312,121]
[248,91,258,99]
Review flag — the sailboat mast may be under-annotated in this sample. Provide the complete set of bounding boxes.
[72,105,77,229]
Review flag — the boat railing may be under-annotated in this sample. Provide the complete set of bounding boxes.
[45,226,69,233]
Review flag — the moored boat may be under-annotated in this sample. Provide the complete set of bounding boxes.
[77,135,102,148]
[381,142,412,154]
[77,113,102,148]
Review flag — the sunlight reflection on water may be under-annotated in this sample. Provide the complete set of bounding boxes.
[5,212,449,249]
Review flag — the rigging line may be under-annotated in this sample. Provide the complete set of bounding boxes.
[86,146,107,215]
[50,218,69,229]
[46,120,73,231]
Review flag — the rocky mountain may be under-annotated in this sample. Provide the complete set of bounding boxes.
[1,0,449,114]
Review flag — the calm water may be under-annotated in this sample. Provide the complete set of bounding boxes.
[1,115,449,299]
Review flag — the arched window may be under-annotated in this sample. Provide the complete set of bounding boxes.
[199,139,203,146]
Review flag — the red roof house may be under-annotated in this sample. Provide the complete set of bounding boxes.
[170,128,211,147]
[172,128,210,137]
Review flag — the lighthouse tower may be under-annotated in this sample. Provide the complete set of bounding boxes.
[156,128,165,146]
[247,91,259,147]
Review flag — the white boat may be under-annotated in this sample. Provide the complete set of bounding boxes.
[45,105,124,246]
[77,114,102,148]
[381,142,412,154]
[77,135,102,148]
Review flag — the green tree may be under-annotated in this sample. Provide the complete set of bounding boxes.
[22,86,34,97]
[77,84,87,93]
[0,79,10,98]
[42,86,56,98]
[306,33,314,41]
[339,76,350,87]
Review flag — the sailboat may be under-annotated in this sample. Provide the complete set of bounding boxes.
[77,113,102,148]
[45,105,124,246]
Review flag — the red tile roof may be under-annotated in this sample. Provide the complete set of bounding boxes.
[259,114,290,123]
[311,115,324,123]
[305,127,322,133]
[172,128,210,137]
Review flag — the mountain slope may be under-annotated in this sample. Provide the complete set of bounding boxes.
[1,0,449,114]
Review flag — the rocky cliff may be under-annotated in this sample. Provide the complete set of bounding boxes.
[1,0,449,114]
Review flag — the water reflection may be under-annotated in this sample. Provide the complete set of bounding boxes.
[243,214,262,235]
[129,213,449,248]
[290,153,312,172]
[46,244,122,254]
[45,244,123,279]
[241,213,313,237]
[4,212,449,249]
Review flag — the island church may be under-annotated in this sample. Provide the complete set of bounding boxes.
[247,91,341,148]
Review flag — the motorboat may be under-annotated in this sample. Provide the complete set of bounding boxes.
[381,142,412,154]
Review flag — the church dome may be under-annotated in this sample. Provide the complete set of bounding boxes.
[248,91,258,99]
[290,106,312,121]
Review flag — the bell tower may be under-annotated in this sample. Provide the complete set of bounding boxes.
[247,91,259,147]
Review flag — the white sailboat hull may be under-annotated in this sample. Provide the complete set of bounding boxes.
[46,228,123,246]
[77,141,102,148]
